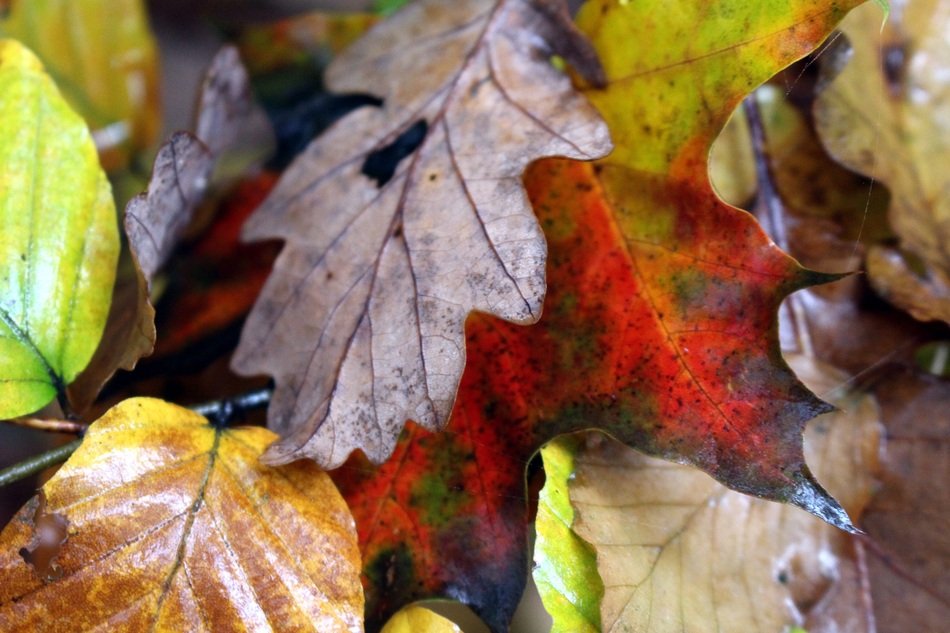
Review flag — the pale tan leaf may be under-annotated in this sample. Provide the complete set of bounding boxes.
[569,354,881,633]
[815,0,950,323]
[232,0,612,468]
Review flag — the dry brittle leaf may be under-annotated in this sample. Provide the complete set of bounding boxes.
[232,0,612,468]
[815,0,950,323]
[68,46,270,412]
[558,354,881,633]
[0,397,363,632]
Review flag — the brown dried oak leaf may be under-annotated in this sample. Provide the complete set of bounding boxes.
[232,0,612,467]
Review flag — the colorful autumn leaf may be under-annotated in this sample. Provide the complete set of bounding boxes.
[232,0,612,469]
[0,39,118,419]
[333,1,863,628]
[0,0,160,170]
[0,397,364,631]
[538,353,880,633]
[815,0,950,323]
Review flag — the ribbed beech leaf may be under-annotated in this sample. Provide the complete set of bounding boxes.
[232,0,612,468]
[0,39,118,419]
[333,2,861,629]
[0,398,363,632]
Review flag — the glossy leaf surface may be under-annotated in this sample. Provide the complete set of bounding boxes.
[0,398,363,631]
[0,39,117,418]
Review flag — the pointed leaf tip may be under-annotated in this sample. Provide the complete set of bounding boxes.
[789,469,862,534]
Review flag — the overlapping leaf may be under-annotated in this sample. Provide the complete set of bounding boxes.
[0,398,363,631]
[0,40,117,419]
[232,0,612,468]
[815,0,950,323]
[539,354,880,633]
[333,1,862,628]
[0,0,160,170]
[68,46,271,412]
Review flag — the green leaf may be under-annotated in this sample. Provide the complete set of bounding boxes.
[0,39,118,418]
[534,439,602,633]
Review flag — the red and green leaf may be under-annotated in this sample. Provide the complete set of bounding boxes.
[333,1,862,629]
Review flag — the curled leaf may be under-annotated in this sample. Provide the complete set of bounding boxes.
[0,398,363,631]
[232,0,612,468]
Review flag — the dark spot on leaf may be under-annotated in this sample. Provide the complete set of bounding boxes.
[362,119,428,187]
[883,41,907,97]
[19,493,69,582]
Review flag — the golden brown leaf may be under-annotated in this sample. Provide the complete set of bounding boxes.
[232,0,612,468]
[567,354,881,632]
[815,0,950,323]
[0,398,363,632]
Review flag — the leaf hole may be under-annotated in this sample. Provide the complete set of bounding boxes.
[362,119,428,187]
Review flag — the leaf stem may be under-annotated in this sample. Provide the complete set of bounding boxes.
[5,417,87,434]
[0,439,83,489]
[743,93,815,359]
[0,388,273,489]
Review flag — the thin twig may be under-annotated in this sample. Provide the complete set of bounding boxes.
[0,440,83,489]
[5,417,87,435]
[0,388,274,489]
[743,93,815,359]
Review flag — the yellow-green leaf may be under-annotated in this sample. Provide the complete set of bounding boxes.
[0,0,161,169]
[0,39,118,419]
[0,397,364,631]
[534,439,602,633]
[381,605,461,633]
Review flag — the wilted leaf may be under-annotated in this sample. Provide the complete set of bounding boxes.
[0,39,118,419]
[0,0,160,170]
[815,0,950,323]
[0,397,363,631]
[333,1,862,628]
[533,439,602,633]
[546,354,881,633]
[380,605,461,633]
[232,0,613,468]
[68,46,270,412]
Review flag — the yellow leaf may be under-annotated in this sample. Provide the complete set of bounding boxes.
[0,398,364,632]
[0,0,161,169]
[380,605,461,633]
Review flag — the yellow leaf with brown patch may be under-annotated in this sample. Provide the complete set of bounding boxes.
[0,398,363,632]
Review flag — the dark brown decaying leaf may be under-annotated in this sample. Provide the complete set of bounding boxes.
[68,46,269,412]
[233,0,612,468]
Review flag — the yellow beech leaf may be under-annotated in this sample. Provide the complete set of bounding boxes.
[380,605,461,633]
[0,39,118,419]
[0,398,364,632]
[564,354,881,632]
[0,0,161,169]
